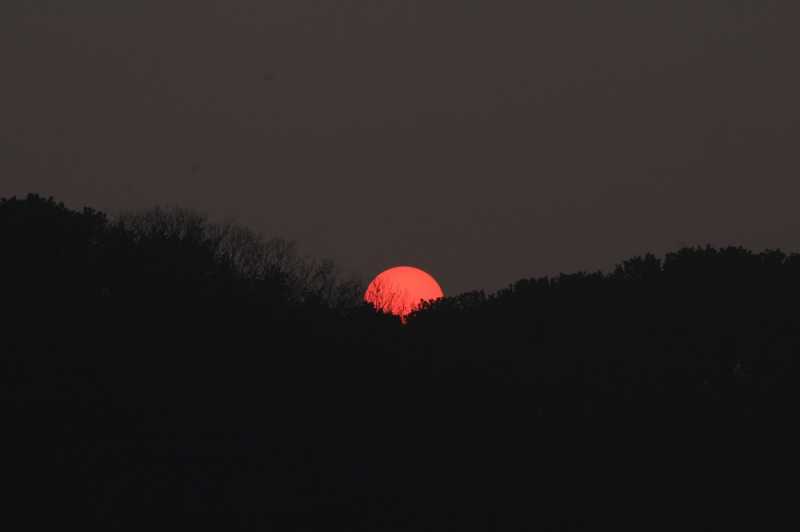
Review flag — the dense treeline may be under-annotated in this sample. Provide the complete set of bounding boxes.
[3,194,797,530]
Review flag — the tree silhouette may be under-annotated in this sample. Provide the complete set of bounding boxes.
[3,194,799,531]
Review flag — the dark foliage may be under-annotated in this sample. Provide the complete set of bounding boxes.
[3,195,797,530]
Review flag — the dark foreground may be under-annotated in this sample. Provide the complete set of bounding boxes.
[3,195,798,530]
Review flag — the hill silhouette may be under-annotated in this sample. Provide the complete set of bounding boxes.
[3,194,797,530]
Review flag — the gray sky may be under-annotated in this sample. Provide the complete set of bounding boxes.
[3,1,799,294]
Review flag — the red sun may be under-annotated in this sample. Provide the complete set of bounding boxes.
[364,266,444,319]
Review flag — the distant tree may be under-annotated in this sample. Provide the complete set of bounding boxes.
[114,205,363,309]
[0,193,109,300]
[363,275,407,316]
[612,253,662,282]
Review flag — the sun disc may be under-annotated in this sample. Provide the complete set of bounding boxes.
[364,266,444,318]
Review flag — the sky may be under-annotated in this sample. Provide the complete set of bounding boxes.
[2,1,799,294]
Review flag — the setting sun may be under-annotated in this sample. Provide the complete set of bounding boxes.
[364,266,444,319]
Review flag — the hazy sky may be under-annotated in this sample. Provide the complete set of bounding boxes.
[3,1,799,294]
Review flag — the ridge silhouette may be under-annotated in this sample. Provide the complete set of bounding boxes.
[2,194,797,531]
